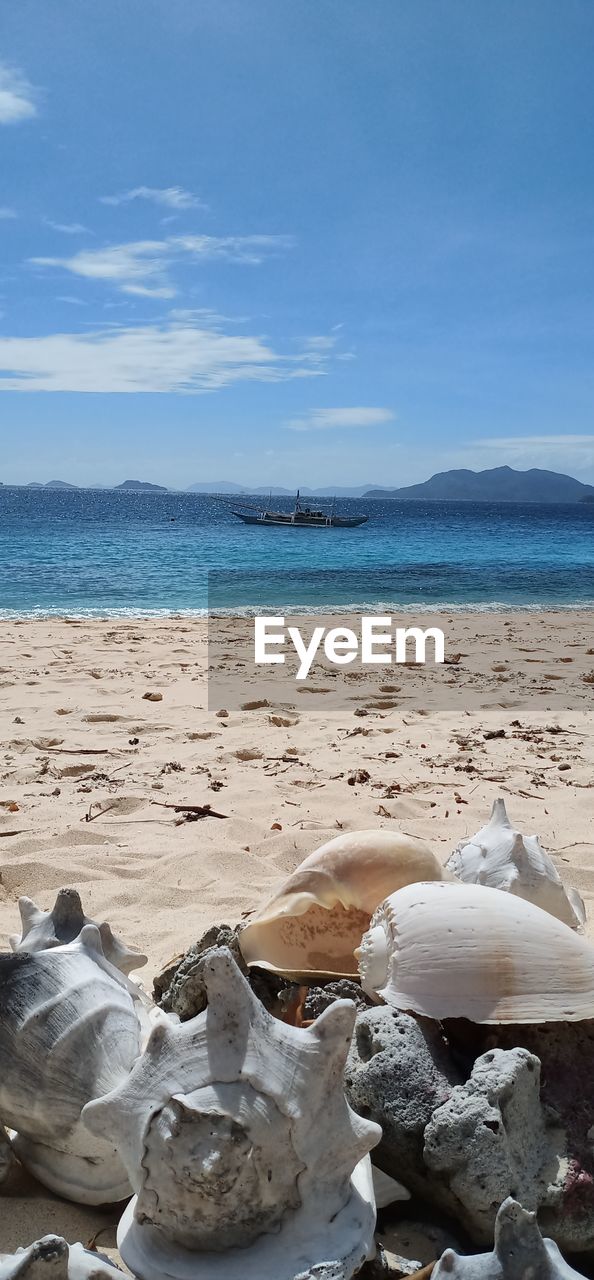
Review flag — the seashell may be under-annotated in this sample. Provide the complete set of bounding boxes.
[240,829,451,980]
[446,798,586,929]
[10,888,148,974]
[0,925,146,1204]
[432,1196,583,1277]
[0,1237,124,1280]
[84,947,381,1280]
[358,880,594,1023]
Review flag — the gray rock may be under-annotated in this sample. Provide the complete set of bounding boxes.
[345,1010,592,1255]
[424,1047,565,1246]
[304,980,372,1019]
[154,924,245,1019]
[154,922,295,1020]
[345,1006,462,1196]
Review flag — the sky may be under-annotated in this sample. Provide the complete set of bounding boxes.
[2,0,594,489]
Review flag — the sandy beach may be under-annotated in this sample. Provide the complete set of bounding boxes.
[1,610,593,1259]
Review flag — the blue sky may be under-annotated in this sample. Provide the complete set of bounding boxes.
[2,0,594,488]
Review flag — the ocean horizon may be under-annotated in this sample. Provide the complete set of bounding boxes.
[1,487,593,616]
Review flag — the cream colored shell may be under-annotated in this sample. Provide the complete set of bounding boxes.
[358,880,594,1023]
[446,798,585,930]
[240,829,451,979]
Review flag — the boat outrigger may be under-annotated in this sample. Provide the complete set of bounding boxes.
[231,491,368,528]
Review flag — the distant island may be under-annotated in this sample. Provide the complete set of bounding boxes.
[115,480,169,492]
[5,465,594,503]
[365,466,594,504]
[26,480,79,490]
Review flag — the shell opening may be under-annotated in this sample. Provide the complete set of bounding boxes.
[357,923,390,996]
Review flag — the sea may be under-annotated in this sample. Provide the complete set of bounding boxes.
[0,487,593,616]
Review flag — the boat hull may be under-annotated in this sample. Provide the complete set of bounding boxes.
[232,512,368,528]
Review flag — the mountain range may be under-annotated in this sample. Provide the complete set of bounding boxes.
[185,482,375,497]
[365,466,594,504]
[6,466,594,502]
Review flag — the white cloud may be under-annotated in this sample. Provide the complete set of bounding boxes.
[100,186,207,211]
[30,233,294,297]
[303,335,337,351]
[0,317,326,393]
[0,206,16,219]
[0,63,37,124]
[286,406,395,432]
[44,220,89,234]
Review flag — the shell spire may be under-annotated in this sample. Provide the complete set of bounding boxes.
[433,1197,584,1277]
[446,799,585,929]
[10,889,147,974]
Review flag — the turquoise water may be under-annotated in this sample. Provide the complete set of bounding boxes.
[0,487,593,614]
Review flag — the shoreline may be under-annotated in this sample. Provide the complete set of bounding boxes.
[2,599,594,619]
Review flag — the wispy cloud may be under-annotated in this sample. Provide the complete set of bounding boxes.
[30,233,294,297]
[0,316,327,393]
[286,406,395,432]
[44,220,90,235]
[0,63,37,125]
[100,185,207,211]
[0,206,17,220]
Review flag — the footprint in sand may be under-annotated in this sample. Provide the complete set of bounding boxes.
[83,714,124,723]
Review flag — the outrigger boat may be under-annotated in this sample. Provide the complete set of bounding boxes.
[231,491,368,528]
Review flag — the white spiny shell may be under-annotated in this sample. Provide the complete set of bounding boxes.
[0,1238,124,1280]
[84,947,381,1280]
[358,881,594,1023]
[446,798,586,930]
[10,888,148,974]
[0,925,146,1204]
[240,829,451,979]
[433,1197,584,1277]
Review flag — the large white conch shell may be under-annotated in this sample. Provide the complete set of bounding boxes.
[432,1197,583,1277]
[0,925,146,1204]
[358,881,594,1023]
[10,888,148,974]
[446,799,586,930]
[240,829,451,979]
[0,1238,124,1280]
[84,947,381,1280]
